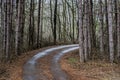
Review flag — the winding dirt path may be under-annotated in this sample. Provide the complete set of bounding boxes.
[51,47,79,80]
[23,44,78,80]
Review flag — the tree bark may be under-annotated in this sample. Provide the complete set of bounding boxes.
[108,0,114,62]
[105,0,109,54]
[15,0,25,56]
[37,0,41,48]
[29,0,35,49]
[53,0,58,45]
[99,0,104,56]
[117,0,120,57]
[84,0,89,61]
[78,0,84,62]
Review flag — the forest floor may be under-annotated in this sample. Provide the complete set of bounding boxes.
[0,46,120,80]
[61,51,120,80]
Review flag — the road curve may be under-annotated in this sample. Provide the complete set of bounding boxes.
[51,47,79,80]
[23,44,78,80]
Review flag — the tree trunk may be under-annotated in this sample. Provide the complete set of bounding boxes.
[37,0,41,48]
[29,0,35,49]
[5,0,11,61]
[105,0,109,54]
[15,0,25,56]
[0,0,4,60]
[72,0,75,42]
[108,0,114,62]
[78,0,84,62]
[117,0,120,57]
[84,0,89,61]
[90,0,96,49]
[113,0,117,54]
[99,0,104,56]
[53,0,58,45]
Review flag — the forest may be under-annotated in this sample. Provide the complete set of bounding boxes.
[0,0,79,61]
[0,0,120,80]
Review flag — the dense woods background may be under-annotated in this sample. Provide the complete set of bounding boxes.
[78,0,120,63]
[0,0,120,63]
[0,0,78,62]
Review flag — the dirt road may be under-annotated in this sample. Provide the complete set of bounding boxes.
[23,44,79,80]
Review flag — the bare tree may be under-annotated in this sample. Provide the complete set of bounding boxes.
[108,0,114,62]
[37,0,41,48]
[84,0,89,61]
[99,0,104,56]
[5,0,12,60]
[15,0,25,56]
[28,0,35,49]
[78,0,84,62]
[117,0,120,58]
[105,0,109,54]
[53,0,58,45]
